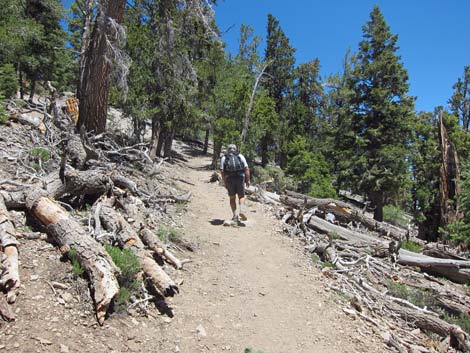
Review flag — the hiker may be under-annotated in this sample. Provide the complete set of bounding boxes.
[220,144,250,222]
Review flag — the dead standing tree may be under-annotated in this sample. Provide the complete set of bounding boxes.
[77,0,128,134]
[438,113,462,228]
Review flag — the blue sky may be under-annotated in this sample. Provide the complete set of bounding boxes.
[214,0,470,113]
[61,0,469,113]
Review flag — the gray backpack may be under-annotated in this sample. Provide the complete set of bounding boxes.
[224,152,244,174]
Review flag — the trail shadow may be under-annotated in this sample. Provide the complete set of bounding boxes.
[210,219,224,226]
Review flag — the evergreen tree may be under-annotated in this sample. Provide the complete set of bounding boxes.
[411,111,441,240]
[349,6,416,221]
[263,14,295,167]
[324,50,357,192]
[449,66,470,131]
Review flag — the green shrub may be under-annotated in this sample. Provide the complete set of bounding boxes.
[157,226,168,242]
[386,281,436,308]
[401,240,422,253]
[0,64,18,99]
[383,205,410,228]
[105,245,141,309]
[68,250,85,277]
[251,165,295,193]
[442,312,470,334]
[286,136,336,198]
[323,261,335,269]
[30,147,51,162]
[0,96,9,124]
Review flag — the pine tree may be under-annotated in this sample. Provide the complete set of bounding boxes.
[263,14,295,167]
[449,66,470,131]
[350,6,416,221]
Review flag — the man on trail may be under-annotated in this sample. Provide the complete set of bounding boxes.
[220,144,250,222]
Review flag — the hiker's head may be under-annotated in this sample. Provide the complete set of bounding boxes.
[227,144,237,153]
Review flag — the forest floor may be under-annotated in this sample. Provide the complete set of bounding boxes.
[0,135,386,353]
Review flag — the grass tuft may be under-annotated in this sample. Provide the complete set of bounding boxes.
[105,245,142,310]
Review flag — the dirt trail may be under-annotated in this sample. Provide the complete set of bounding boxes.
[0,144,385,353]
[158,153,384,353]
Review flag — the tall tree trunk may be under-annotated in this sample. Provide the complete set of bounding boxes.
[211,140,221,169]
[77,0,126,134]
[369,190,384,222]
[28,79,36,103]
[149,115,161,160]
[17,63,24,99]
[156,125,167,158]
[203,128,209,155]
[163,126,175,158]
[241,62,270,147]
[279,151,287,169]
[439,114,462,227]
[261,135,269,167]
[77,0,95,100]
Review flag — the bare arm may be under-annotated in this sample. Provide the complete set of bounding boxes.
[245,167,250,187]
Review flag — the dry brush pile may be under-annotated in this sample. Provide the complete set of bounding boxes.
[0,94,191,325]
[246,187,470,353]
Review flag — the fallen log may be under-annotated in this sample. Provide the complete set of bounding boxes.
[0,194,20,304]
[25,189,120,324]
[397,251,470,284]
[307,215,470,284]
[99,200,178,296]
[119,194,185,269]
[389,303,470,351]
[246,185,280,205]
[282,191,407,240]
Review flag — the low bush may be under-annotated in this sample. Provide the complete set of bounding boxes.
[105,245,142,309]
[383,205,410,228]
[251,165,295,193]
[401,240,422,253]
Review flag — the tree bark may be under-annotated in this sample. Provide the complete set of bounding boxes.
[77,0,126,134]
[439,114,462,227]
[203,128,209,155]
[149,114,161,160]
[25,189,120,324]
[99,202,178,296]
[0,194,20,304]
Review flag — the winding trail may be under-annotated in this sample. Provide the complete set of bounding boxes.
[158,151,384,353]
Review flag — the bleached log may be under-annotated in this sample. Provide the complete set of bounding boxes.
[25,189,120,324]
[389,303,470,351]
[308,216,470,283]
[282,191,406,240]
[119,194,184,269]
[0,194,20,304]
[140,229,183,269]
[99,202,178,296]
[246,185,280,204]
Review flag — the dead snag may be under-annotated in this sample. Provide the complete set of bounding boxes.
[0,194,20,307]
[25,189,120,324]
[99,201,178,296]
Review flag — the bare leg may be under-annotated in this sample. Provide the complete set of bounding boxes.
[238,196,247,221]
[229,195,237,219]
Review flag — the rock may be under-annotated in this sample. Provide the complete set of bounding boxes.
[30,275,39,281]
[196,324,207,339]
[60,344,69,353]
[35,337,52,345]
[60,292,74,303]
